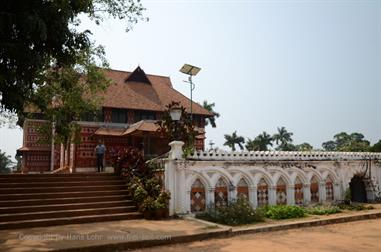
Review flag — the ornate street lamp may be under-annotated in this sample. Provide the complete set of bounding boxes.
[169,105,182,140]
[169,105,182,122]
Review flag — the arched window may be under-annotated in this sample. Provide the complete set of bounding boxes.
[294,177,304,205]
[237,178,249,199]
[215,177,228,208]
[326,176,334,201]
[257,178,269,207]
[310,176,319,203]
[276,177,287,205]
[191,179,206,212]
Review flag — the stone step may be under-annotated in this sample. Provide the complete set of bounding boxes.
[0,212,143,230]
[0,195,131,207]
[0,176,122,182]
[0,200,136,214]
[0,173,117,178]
[0,180,126,188]
[0,206,137,222]
[0,190,130,201]
[0,185,127,194]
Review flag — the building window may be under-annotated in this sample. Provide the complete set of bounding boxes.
[112,109,127,123]
[134,110,156,122]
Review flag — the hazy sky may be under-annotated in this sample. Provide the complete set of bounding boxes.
[1,0,380,160]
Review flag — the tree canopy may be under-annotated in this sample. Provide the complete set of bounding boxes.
[0,150,13,173]
[224,131,245,151]
[246,131,273,151]
[322,132,371,152]
[0,0,145,114]
[202,101,220,128]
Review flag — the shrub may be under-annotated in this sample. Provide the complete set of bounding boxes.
[337,202,374,211]
[133,185,148,204]
[264,205,306,220]
[196,198,264,226]
[306,205,342,215]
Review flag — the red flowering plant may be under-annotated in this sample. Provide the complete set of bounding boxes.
[112,147,171,219]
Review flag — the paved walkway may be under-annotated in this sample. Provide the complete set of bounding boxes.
[135,218,381,252]
[0,205,380,251]
[0,219,226,252]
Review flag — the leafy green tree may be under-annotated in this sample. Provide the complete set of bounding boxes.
[273,127,294,151]
[322,140,336,151]
[34,46,110,166]
[295,142,313,151]
[224,131,245,151]
[0,150,13,173]
[246,132,273,151]
[202,101,220,128]
[322,132,370,152]
[370,140,381,152]
[0,0,146,114]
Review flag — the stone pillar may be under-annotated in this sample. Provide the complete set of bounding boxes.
[249,187,258,208]
[268,186,277,205]
[304,184,311,205]
[287,185,295,205]
[334,182,341,201]
[319,182,326,203]
[185,189,191,213]
[230,187,237,201]
[207,188,215,207]
[176,163,187,214]
[165,141,184,216]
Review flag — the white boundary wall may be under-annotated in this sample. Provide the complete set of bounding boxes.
[164,141,381,216]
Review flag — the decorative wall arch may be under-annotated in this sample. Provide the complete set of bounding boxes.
[230,169,255,187]
[269,168,293,186]
[237,177,249,199]
[207,168,234,187]
[276,176,287,205]
[214,176,229,207]
[325,175,334,201]
[252,169,275,187]
[294,176,304,205]
[257,178,269,207]
[190,178,206,212]
[310,175,320,203]
[186,171,212,190]
[288,168,309,185]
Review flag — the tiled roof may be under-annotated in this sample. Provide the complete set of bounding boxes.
[101,67,213,116]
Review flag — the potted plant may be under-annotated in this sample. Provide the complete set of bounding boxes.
[140,197,156,219]
[154,191,171,219]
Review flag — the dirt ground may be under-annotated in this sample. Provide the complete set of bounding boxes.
[134,218,381,252]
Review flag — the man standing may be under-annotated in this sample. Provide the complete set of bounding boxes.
[95,140,106,172]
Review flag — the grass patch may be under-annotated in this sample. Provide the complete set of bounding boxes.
[337,202,374,211]
[305,205,342,215]
[264,205,306,220]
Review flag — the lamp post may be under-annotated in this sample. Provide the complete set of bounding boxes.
[179,64,201,123]
[169,105,182,140]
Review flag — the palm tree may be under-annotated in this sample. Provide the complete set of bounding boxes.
[203,101,220,128]
[246,132,273,151]
[224,131,245,151]
[273,127,293,150]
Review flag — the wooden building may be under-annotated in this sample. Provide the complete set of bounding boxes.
[18,67,212,173]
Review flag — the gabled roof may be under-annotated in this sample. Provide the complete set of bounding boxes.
[101,67,213,116]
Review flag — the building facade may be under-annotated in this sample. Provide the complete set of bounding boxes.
[18,67,212,173]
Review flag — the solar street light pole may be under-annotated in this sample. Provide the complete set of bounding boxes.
[179,64,201,124]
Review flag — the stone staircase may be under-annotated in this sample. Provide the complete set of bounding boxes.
[0,173,142,230]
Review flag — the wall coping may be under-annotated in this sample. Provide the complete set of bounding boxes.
[187,150,381,161]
